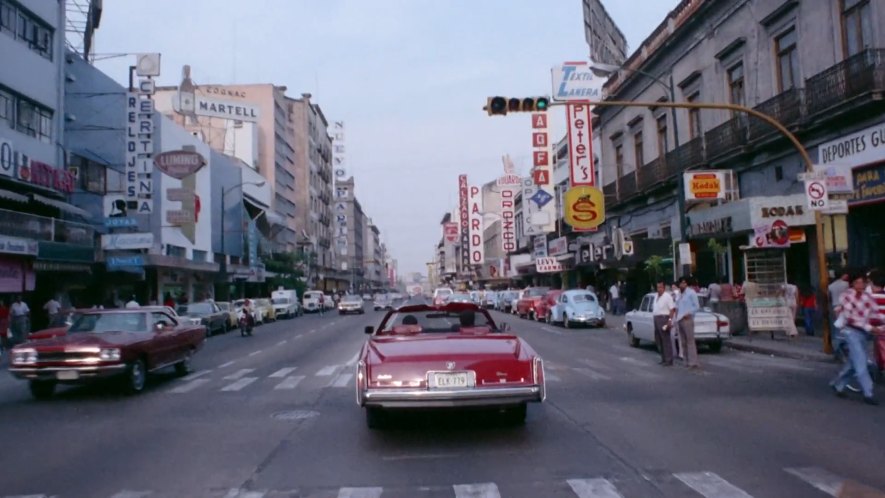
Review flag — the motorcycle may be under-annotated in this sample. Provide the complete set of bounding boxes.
[238,308,254,337]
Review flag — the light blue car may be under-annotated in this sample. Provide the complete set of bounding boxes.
[548,290,606,328]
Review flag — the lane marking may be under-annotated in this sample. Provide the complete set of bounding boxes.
[248,350,263,357]
[785,467,844,496]
[273,375,305,390]
[332,372,353,388]
[218,360,237,369]
[571,367,612,381]
[315,365,339,376]
[337,487,383,498]
[181,370,212,381]
[168,378,210,394]
[275,340,288,347]
[269,367,298,378]
[223,368,255,380]
[542,326,565,335]
[453,482,501,498]
[674,471,754,498]
[567,478,625,498]
[223,490,266,498]
[220,377,258,392]
[109,491,153,498]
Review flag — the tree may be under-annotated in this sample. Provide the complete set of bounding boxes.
[644,255,666,283]
[264,252,307,295]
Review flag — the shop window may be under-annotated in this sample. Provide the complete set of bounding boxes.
[0,88,11,127]
[727,63,745,108]
[687,92,702,139]
[68,154,107,194]
[775,165,784,181]
[166,245,186,258]
[14,97,52,142]
[192,250,207,262]
[633,131,644,169]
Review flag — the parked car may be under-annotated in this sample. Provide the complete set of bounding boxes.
[373,294,391,311]
[482,292,499,309]
[271,289,301,319]
[356,303,546,429]
[215,301,238,330]
[534,290,565,322]
[446,293,474,304]
[254,298,276,322]
[323,294,336,311]
[515,287,551,320]
[177,301,228,336]
[339,295,365,314]
[624,292,731,353]
[8,307,205,399]
[496,290,519,313]
[303,290,324,313]
[548,290,606,328]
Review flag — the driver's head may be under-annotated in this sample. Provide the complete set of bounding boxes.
[459,310,475,327]
[402,314,418,325]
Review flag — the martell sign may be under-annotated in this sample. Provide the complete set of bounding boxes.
[154,150,207,179]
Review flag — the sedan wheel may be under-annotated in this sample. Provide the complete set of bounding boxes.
[174,349,194,376]
[125,359,147,394]
[365,407,386,430]
[29,380,56,400]
[627,329,640,348]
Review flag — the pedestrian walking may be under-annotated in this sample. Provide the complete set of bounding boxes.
[830,272,883,405]
[799,285,817,336]
[0,299,9,354]
[783,282,799,324]
[708,279,722,311]
[319,293,326,316]
[609,282,621,315]
[10,295,30,346]
[43,296,61,327]
[652,281,676,366]
[675,277,700,369]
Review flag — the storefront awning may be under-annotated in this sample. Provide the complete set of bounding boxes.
[30,194,93,219]
[0,188,28,203]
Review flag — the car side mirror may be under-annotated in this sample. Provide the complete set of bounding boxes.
[364,326,375,335]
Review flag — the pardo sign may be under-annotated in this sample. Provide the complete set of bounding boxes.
[468,184,484,265]
[551,61,603,102]
[566,103,594,186]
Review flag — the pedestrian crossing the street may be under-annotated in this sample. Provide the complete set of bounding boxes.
[4,466,877,497]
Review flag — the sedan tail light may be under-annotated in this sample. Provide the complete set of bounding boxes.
[716,320,729,332]
[533,357,546,402]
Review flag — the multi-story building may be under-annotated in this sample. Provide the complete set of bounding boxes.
[593,0,884,289]
[333,177,367,291]
[154,82,298,251]
[363,220,385,289]
[287,93,338,290]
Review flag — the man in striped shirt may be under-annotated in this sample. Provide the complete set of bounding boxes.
[867,270,885,375]
[830,272,884,405]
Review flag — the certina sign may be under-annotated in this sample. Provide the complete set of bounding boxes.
[195,97,260,122]
[551,62,604,102]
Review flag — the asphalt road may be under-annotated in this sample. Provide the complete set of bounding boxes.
[1,299,883,498]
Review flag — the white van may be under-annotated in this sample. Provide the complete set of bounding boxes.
[303,290,324,313]
[271,289,301,319]
[432,287,453,305]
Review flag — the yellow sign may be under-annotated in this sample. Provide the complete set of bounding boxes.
[564,186,605,230]
[684,171,725,201]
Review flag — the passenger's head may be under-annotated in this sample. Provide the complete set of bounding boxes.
[849,271,867,293]
[459,310,475,327]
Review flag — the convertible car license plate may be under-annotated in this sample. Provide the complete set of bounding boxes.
[429,372,472,389]
[56,371,79,380]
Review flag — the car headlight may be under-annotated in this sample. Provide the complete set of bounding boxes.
[12,349,38,365]
[99,348,121,361]
[190,318,202,325]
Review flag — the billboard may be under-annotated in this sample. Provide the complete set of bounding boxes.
[583,0,628,66]
[458,175,470,272]
[468,183,484,266]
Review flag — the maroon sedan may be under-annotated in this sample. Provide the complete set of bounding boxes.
[8,307,205,399]
[356,303,546,429]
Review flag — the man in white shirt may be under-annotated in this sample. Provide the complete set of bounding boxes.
[653,281,677,366]
[10,295,30,345]
[609,282,621,315]
[43,297,61,326]
[125,295,140,309]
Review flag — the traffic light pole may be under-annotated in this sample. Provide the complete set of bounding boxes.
[545,99,832,354]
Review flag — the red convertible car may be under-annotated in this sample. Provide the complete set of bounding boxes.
[355,303,546,429]
[8,307,205,399]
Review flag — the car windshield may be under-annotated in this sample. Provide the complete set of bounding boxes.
[342,296,361,303]
[380,309,496,334]
[271,298,289,305]
[434,289,453,297]
[572,293,598,304]
[527,288,550,297]
[304,292,322,299]
[68,312,146,334]
[181,303,213,315]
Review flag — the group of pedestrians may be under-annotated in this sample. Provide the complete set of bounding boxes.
[651,276,702,370]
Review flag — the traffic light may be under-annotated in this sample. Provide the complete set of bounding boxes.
[484,96,550,116]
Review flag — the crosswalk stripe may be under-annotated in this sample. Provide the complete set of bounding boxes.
[168,378,210,394]
[332,373,353,388]
[273,375,305,390]
[109,491,153,498]
[221,377,258,392]
[674,471,754,498]
[248,350,263,357]
[316,365,339,376]
[337,487,383,498]
[223,490,266,498]
[181,370,212,381]
[567,478,624,498]
[453,482,500,498]
[269,367,298,378]
[345,351,360,366]
[785,467,844,496]
[223,368,255,380]
[218,360,237,368]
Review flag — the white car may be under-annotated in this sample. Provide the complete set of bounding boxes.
[303,291,323,313]
[624,292,731,353]
[548,290,606,328]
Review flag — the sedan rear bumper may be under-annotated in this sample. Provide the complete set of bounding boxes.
[361,385,543,408]
[9,364,127,381]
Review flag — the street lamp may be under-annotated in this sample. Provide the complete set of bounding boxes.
[589,62,692,277]
[220,180,266,299]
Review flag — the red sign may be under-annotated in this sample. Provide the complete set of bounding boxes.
[532,132,548,147]
[154,150,207,179]
[533,169,550,185]
[566,104,594,186]
[443,222,458,243]
[458,174,470,270]
[531,113,548,129]
[533,150,549,167]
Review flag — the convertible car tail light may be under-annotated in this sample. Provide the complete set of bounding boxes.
[356,361,367,406]
[533,357,546,402]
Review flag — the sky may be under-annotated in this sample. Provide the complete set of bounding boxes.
[94,0,680,276]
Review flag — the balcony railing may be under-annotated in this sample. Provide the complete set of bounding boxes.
[704,116,747,162]
[806,49,885,117]
[638,157,667,191]
[749,88,803,142]
[618,172,638,201]
[603,182,617,202]
[0,208,94,246]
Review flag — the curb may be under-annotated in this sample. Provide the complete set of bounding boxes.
[725,341,834,363]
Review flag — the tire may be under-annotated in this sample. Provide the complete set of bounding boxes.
[502,404,527,425]
[708,340,723,353]
[125,359,147,394]
[563,314,571,329]
[29,380,56,400]
[365,407,386,429]
[627,328,640,348]
[529,310,535,321]
[204,325,212,338]
[174,349,194,376]
[545,313,553,325]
